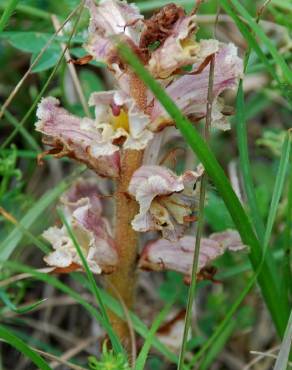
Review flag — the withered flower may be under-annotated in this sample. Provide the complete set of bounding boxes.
[139,230,246,281]
[43,179,118,274]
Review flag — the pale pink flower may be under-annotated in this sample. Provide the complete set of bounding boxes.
[139,230,246,280]
[42,179,118,274]
[149,43,243,131]
[85,0,143,65]
[36,97,121,178]
[35,92,153,177]
[128,164,204,240]
[148,24,218,79]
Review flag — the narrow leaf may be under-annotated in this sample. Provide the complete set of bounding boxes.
[0,325,52,370]
[59,210,124,356]
[0,0,20,32]
[264,131,291,248]
[0,288,46,314]
[135,300,173,370]
[273,310,292,370]
[224,0,292,83]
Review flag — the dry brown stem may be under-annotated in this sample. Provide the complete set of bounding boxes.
[106,149,143,349]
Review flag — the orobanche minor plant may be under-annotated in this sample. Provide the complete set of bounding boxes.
[35,0,244,349]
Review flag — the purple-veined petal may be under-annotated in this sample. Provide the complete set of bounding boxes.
[36,97,121,178]
[150,43,243,131]
[61,178,103,214]
[129,165,203,240]
[139,230,246,279]
[85,0,143,63]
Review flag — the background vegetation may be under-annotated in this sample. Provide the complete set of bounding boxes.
[0,0,291,369]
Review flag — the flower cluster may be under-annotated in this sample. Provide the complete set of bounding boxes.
[37,0,245,281]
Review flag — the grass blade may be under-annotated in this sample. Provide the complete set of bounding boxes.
[225,0,292,84]
[58,210,124,355]
[178,56,215,370]
[273,309,292,370]
[235,81,265,242]
[0,324,52,370]
[188,272,258,368]
[219,0,278,83]
[271,0,292,12]
[0,1,85,148]
[0,0,19,32]
[0,288,46,314]
[117,43,289,337]
[0,207,50,254]
[264,131,291,248]
[2,108,40,151]
[0,2,50,20]
[135,300,173,370]
[281,162,292,299]
[199,319,236,370]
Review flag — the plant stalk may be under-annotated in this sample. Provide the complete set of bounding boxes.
[106,149,143,349]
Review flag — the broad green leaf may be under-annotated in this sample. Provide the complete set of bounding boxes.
[31,48,61,72]
[0,3,50,20]
[204,192,234,232]
[79,70,105,100]
[0,31,52,53]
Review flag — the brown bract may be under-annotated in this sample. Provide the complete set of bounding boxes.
[139,3,185,51]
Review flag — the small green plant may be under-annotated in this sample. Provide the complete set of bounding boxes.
[88,342,130,370]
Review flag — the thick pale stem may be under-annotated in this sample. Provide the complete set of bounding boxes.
[106,149,143,348]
